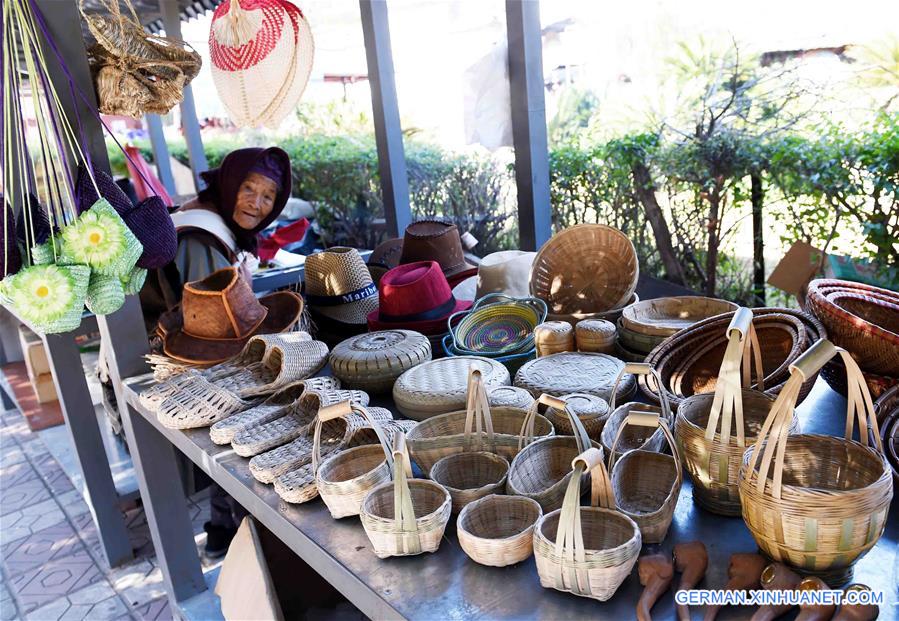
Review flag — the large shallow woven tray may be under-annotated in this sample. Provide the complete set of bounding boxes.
[530,224,638,316]
[392,356,511,421]
[329,330,431,393]
[545,293,640,327]
[514,352,636,403]
[620,296,738,337]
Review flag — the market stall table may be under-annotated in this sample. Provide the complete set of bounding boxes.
[120,376,898,620]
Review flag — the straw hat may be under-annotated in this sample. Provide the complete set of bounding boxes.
[452,250,536,302]
[161,267,303,364]
[304,247,379,326]
[368,261,472,336]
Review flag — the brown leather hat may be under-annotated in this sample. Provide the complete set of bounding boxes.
[399,220,477,286]
[160,267,303,364]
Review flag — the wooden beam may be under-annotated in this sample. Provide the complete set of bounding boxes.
[359,0,412,238]
[505,0,552,251]
[146,114,177,196]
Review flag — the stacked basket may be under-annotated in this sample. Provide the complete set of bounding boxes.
[616,296,738,362]
[805,279,899,398]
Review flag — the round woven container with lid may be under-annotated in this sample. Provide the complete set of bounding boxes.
[488,385,535,409]
[393,356,511,421]
[576,319,616,354]
[534,321,574,357]
[330,330,431,393]
[544,393,610,440]
[515,352,636,403]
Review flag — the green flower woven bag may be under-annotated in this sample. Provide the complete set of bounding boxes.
[61,199,143,277]
[3,263,90,334]
[86,272,125,315]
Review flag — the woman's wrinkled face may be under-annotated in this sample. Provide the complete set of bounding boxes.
[233,172,278,230]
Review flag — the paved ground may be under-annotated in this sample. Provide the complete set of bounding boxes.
[0,407,220,621]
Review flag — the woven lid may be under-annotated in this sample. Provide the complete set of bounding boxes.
[534,321,574,344]
[329,329,431,382]
[487,385,535,409]
[514,352,635,402]
[547,393,609,420]
[576,319,617,341]
[392,356,510,421]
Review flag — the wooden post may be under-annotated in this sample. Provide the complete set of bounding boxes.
[505,0,552,251]
[359,0,412,238]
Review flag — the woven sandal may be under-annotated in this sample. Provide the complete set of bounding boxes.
[156,377,262,429]
[250,406,396,484]
[231,389,369,458]
[139,332,312,412]
[271,408,399,503]
[208,376,341,445]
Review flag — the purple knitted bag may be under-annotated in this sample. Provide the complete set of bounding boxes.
[73,165,133,216]
[121,196,177,269]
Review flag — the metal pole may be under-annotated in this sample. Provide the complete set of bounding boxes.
[146,114,177,196]
[160,0,208,191]
[359,0,412,238]
[505,0,552,250]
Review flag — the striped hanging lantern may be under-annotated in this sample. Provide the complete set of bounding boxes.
[209,0,315,129]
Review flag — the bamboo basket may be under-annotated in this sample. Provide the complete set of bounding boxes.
[406,367,553,475]
[601,363,671,458]
[429,451,509,513]
[575,319,617,354]
[544,393,609,441]
[533,447,641,601]
[315,402,395,519]
[515,352,636,403]
[739,340,893,579]
[507,394,600,513]
[487,385,535,410]
[621,296,738,337]
[545,293,639,327]
[616,319,668,355]
[360,434,452,558]
[329,330,431,393]
[608,411,682,543]
[675,308,799,515]
[457,494,542,567]
[534,321,575,357]
[530,224,639,316]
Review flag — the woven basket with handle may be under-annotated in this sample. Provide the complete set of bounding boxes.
[360,433,452,558]
[406,367,553,475]
[315,401,395,519]
[676,308,800,516]
[507,394,601,513]
[739,340,893,580]
[533,447,641,602]
[457,494,542,567]
[608,410,682,543]
[429,451,509,514]
[601,363,671,458]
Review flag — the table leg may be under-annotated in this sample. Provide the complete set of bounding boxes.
[41,331,133,567]
[120,400,207,605]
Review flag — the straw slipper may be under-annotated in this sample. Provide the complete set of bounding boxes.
[249,407,399,484]
[139,331,312,412]
[209,376,341,445]
[231,389,370,458]
[271,412,407,503]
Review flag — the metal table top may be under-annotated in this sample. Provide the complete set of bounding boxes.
[125,377,899,620]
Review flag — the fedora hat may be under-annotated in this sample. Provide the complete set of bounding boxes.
[366,237,403,284]
[161,267,303,364]
[399,220,477,286]
[304,247,379,326]
[452,250,536,302]
[367,261,472,335]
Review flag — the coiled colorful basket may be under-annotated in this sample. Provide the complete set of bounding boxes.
[447,293,547,357]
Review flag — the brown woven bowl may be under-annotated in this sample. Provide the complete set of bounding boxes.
[806,280,899,375]
[429,452,509,513]
[457,494,542,567]
[531,224,638,315]
[820,356,898,400]
[545,293,640,327]
[641,308,826,409]
[621,296,739,337]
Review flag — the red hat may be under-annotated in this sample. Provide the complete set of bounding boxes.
[367,261,472,335]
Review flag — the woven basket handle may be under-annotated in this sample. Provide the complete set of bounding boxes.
[517,399,540,450]
[462,368,496,453]
[447,308,471,353]
[610,362,671,422]
[607,412,682,488]
[704,307,760,448]
[553,448,615,577]
[542,394,592,452]
[391,433,421,555]
[312,401,394,474]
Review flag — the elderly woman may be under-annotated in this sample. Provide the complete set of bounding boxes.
[141,146,292,558]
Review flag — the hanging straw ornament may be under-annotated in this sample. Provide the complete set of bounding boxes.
[209,0,315,129]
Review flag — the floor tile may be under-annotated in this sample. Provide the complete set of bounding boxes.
[129,598,172,621]
[0,477,51,517]
[0,499,66,544]
[17,439,47,463]
[24,580,128,621]
[1,521,84,577]
[0,433,18,451]
[7,547,103,614]
[0,419,31,445]
[0,448,25,469]
[107,560,164,610]
[0,579,19,621]
[67,514,104,569]
[28,455,74,496]
[53,491,90,523]
[0,462,39,489]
